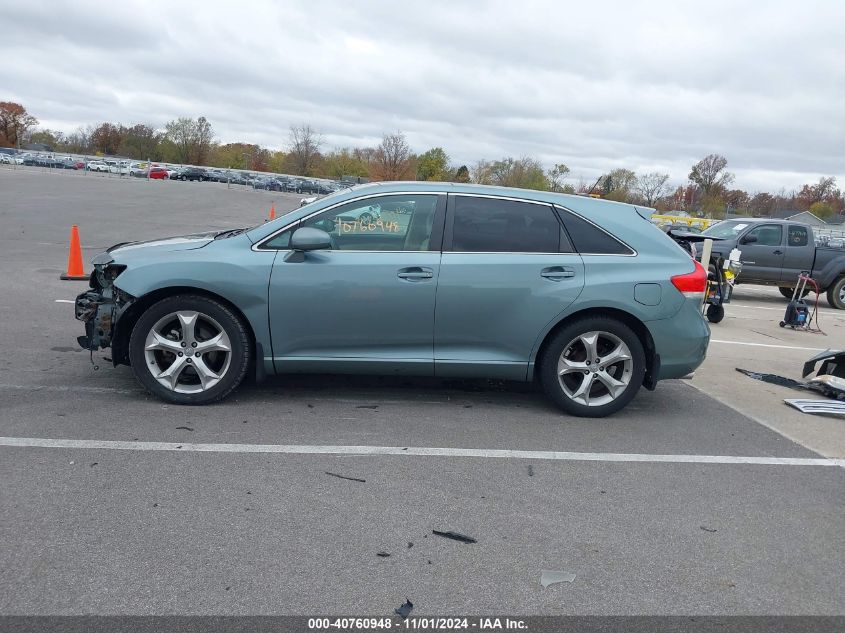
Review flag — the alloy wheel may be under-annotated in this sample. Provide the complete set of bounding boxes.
[557,331,633,407]
[144,310,232,394]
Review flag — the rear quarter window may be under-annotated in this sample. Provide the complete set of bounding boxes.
[556,208,634,255]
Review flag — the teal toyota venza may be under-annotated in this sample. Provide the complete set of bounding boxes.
[74,182,710,417]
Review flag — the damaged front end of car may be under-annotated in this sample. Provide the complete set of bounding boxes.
[74,251,135,360]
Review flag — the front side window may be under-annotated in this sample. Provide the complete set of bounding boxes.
[746,224,783,246]
[450,196,563,253]
[264,194,439,251]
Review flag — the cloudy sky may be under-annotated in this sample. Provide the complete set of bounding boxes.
[4,0,844,192]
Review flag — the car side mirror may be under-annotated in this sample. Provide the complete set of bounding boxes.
[285,227,332,262]
[741,234,757,244]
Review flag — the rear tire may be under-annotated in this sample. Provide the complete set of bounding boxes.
[129,295,251,405]
[827,276,845,310]
[705,304,725,323]
[539,316,645,418]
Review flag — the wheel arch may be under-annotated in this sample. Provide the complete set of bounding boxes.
[530,307,658,389]
[112,286,258,376]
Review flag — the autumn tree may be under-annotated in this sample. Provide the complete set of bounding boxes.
[453,165,470,183]
[91,122,124,155]
[724,189,750,214]
[809,201,836,220]
[118,124,162,160]
[688,154,734,197]
[372,132,413,181]
[26,129,63,150]
[796,177,839,211]
[287,124,322,176]
[748,192,775,216]
[323,148,369,180]
[0,102,38,148]
[546,163,571,192]
[635,172,670,207]
[599,168,637,202]
[416,147,450,181]
[483,157,548,190]
[165,116,214,164]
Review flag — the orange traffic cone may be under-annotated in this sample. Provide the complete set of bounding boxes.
[60,225,89,280]
[268,204,276,220]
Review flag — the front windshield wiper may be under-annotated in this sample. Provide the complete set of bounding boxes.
[214,227,250,239]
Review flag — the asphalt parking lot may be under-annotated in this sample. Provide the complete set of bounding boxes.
[0,167,843,616]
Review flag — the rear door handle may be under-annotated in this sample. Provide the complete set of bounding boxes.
[773,250,783,255]
[397,267,434,280]
[540,266,576,280]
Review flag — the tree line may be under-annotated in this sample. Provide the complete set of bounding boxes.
[2,101,842,220]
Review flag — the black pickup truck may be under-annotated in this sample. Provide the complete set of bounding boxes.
[702,218,845,308]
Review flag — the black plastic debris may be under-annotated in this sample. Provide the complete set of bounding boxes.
[527,465,535,477]
[407,542,413,549]
[325,471,366,483]
[802,349,845,378]
[90,462,98,467]
[394,599,413,620]
[432,530,477,544]
[735,368,810,391]
[356,405,378,409]
[175,426,194,431]
[700,526,717,533]
[377,551,391,558]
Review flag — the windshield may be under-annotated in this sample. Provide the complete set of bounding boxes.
[702,221,751,239]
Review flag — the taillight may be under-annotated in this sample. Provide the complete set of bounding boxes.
[671,260,707,299]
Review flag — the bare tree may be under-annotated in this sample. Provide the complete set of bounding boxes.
[688,154,734,196]
[194,116,214,165]
[372,131,412,181]
[288,124,323,176]
[636,172,671,207]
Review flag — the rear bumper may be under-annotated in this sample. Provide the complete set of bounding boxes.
[646,301,710,381]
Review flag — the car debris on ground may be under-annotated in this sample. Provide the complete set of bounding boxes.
[539,570,576,588]
[432,530,477,544]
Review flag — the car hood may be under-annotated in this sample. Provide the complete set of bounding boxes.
[93,232,225,265]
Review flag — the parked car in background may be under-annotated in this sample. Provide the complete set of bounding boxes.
[174,167,208,182]
[165,167,181,179]
[148,166,169,180]
[86,161,109,172]
[73,182,709,416]
[110,161,131,175]
[702,218,845,308]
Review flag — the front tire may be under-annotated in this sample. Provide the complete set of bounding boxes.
[826,276,845,310]
[129,295,251,404]
[539,316,645,418]
[706,304,725,323]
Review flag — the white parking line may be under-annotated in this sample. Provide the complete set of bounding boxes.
[0,436,841,467]
[54,299,74,303]
[730,303,841,316]
[710,339,827,352]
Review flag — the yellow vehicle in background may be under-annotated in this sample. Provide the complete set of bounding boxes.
[650,215,718,231]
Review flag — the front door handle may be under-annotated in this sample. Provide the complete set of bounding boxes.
[397,267,434,281]
[773,250,783,255]
[540,266,576,280]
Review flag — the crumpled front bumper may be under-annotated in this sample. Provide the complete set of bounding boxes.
[75,286,116,351]
[74,260,133,352]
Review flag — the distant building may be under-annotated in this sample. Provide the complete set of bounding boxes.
[23,142,53,152]
[786,211,828,226]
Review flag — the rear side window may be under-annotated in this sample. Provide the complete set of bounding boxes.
[450,196,564,253]
[556,208,634,255]
[787,225,808,247]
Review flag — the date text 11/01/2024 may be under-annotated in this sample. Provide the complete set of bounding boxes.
[307,617,527,630]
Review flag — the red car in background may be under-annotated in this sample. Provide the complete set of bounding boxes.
[148,166,169,179]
